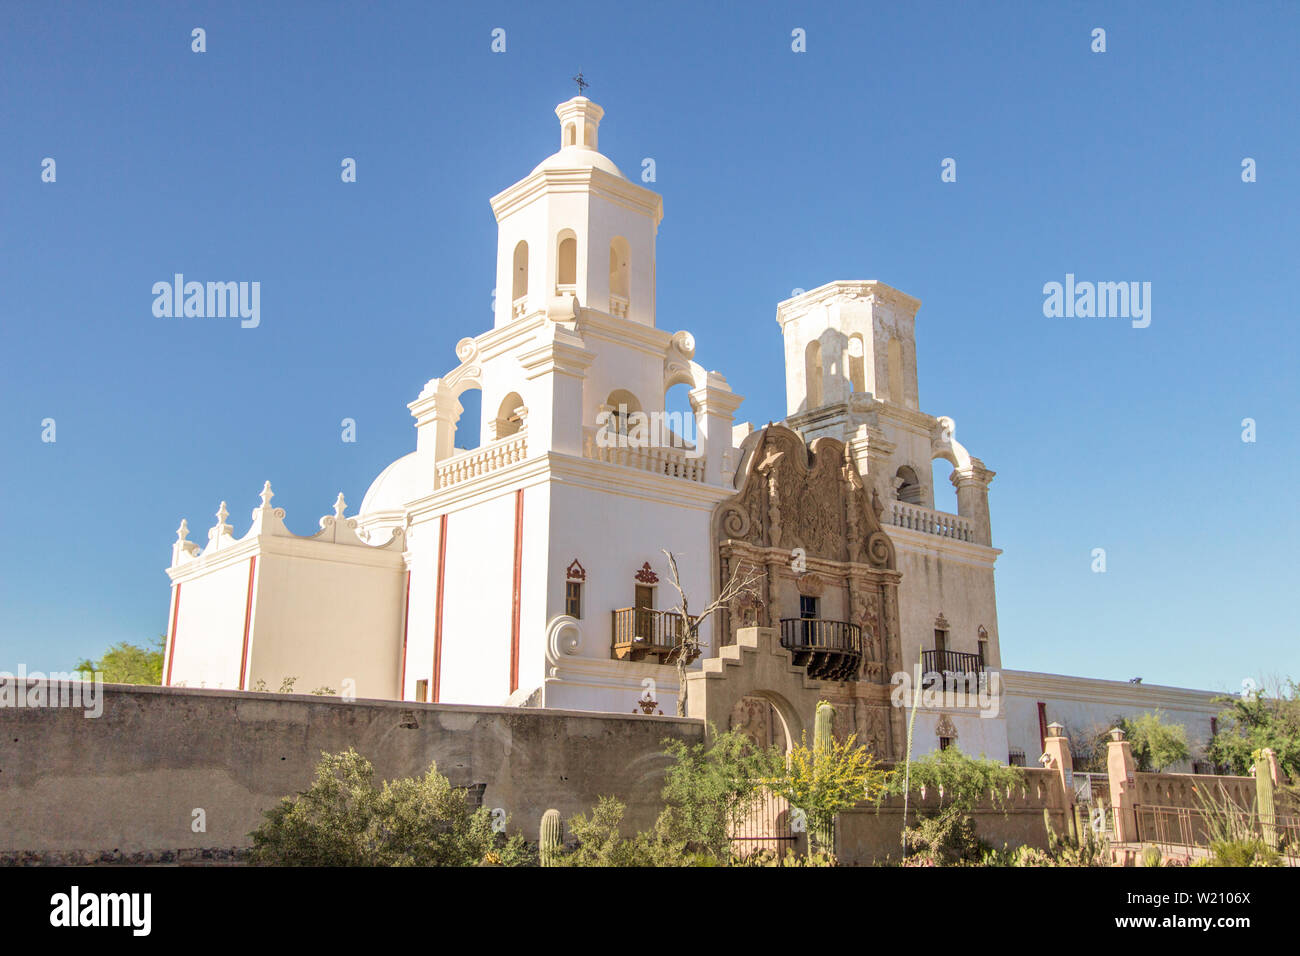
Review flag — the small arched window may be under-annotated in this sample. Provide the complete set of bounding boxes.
[895,465,923,504]
[495,392,526,439]
[805,340,824,409]
[557,234,577,289]
[848,334,866,393]
[604,389,643,440]
[564,123,577,147]
[511,241,528,304]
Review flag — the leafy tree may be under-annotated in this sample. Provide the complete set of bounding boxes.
[73,635,165,684]
[657,726,784,861]
[1207,680,1300,778]
[559,797,693,867]
[1121,710,1190,772]
[892,746,1025,813]
[889,747,1025,865]
[771,731,891,856]
[248,748,530,866]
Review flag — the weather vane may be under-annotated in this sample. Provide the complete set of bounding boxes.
[572,71,589,96]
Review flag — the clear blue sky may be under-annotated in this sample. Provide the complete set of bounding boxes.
[2,1,1296,693]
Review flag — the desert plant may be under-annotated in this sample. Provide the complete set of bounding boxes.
[1140,843,1163,867]
[248,747,530,866]
[558,796,691,867]
[772,717,891,860]
[539,808,563,866]
[1207,679,1300,778]
[658,726,785,861]
[1255,750,1277,849]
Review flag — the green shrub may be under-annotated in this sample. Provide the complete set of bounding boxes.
[248,748,531,866]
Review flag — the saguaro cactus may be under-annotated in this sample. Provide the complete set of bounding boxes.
[811,701,836,856]
[539,808,563,866]
[1255,751,1277,849]
[814,700,835,753]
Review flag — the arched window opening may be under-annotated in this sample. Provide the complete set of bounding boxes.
[805,340,823,409]
[887,337,903,404]
[603,389,644,442]
[454,387,483,453]
[564,123,577,147]
[848,334,866,393]
[895,465,923,505]
[931,459,958,514]
[557,234,577,290]
[511,241,528,312]
[494,392,526,439]
[663,382,696,452]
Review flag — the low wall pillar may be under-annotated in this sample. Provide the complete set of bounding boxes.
[1106,727,1138,843]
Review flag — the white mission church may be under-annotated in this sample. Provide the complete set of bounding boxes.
[161,94,1223,767]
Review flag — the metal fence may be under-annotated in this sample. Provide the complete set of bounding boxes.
[1133,804,1300,860]
[729,790,797,858]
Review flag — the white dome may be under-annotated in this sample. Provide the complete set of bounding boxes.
[530,145,626,180]
[358,452,432,520]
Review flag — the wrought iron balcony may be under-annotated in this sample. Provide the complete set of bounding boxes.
[920,649,985,688]
[611,607,700,665]
[778,618,862,683]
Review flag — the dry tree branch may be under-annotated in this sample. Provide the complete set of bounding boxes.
[661,548,765,717]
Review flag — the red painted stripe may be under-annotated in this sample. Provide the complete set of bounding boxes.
[432,514,448,703]
[399,569,411,697]
[238,556,257,690]
[509,489,524,694]
[164,582,182,686]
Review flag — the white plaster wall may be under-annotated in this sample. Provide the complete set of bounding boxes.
[168,559,251,689]
[400,517,439,700]
[544,479,720,669]
[246,551,405,701]
[581,335,672,428]
[1002,672,1221,771]
[908,711,1009,762]
[438,493,517,705]
[516,482,552,697]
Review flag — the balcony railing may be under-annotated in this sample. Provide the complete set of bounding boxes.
[778,618,862,682]
[920,649,985,688]
[611,607,701,665]
[435,433,527,489]
[889,501,974,542]
[582,428,705,483]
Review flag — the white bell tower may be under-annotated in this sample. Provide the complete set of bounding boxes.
[489,96,664,329]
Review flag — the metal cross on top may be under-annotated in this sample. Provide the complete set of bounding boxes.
[572,71,589,96]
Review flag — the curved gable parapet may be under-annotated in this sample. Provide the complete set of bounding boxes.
[713,424,895,571]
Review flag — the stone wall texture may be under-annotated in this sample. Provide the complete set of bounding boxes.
[0,683,703,857]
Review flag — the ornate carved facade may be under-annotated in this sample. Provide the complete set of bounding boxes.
[711,424,905,757]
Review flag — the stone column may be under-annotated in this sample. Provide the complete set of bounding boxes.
[689,381,744,486]
[952,458,995,546]
[408,381,464,462]
[1042,722,1077,842]
[517,324,595,457]
[1105,727,1139,844]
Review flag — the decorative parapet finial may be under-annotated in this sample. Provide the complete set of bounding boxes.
[206,500,236,552]
[333,492,347,521]
[171,518,200,566]
[249,479,290,537]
